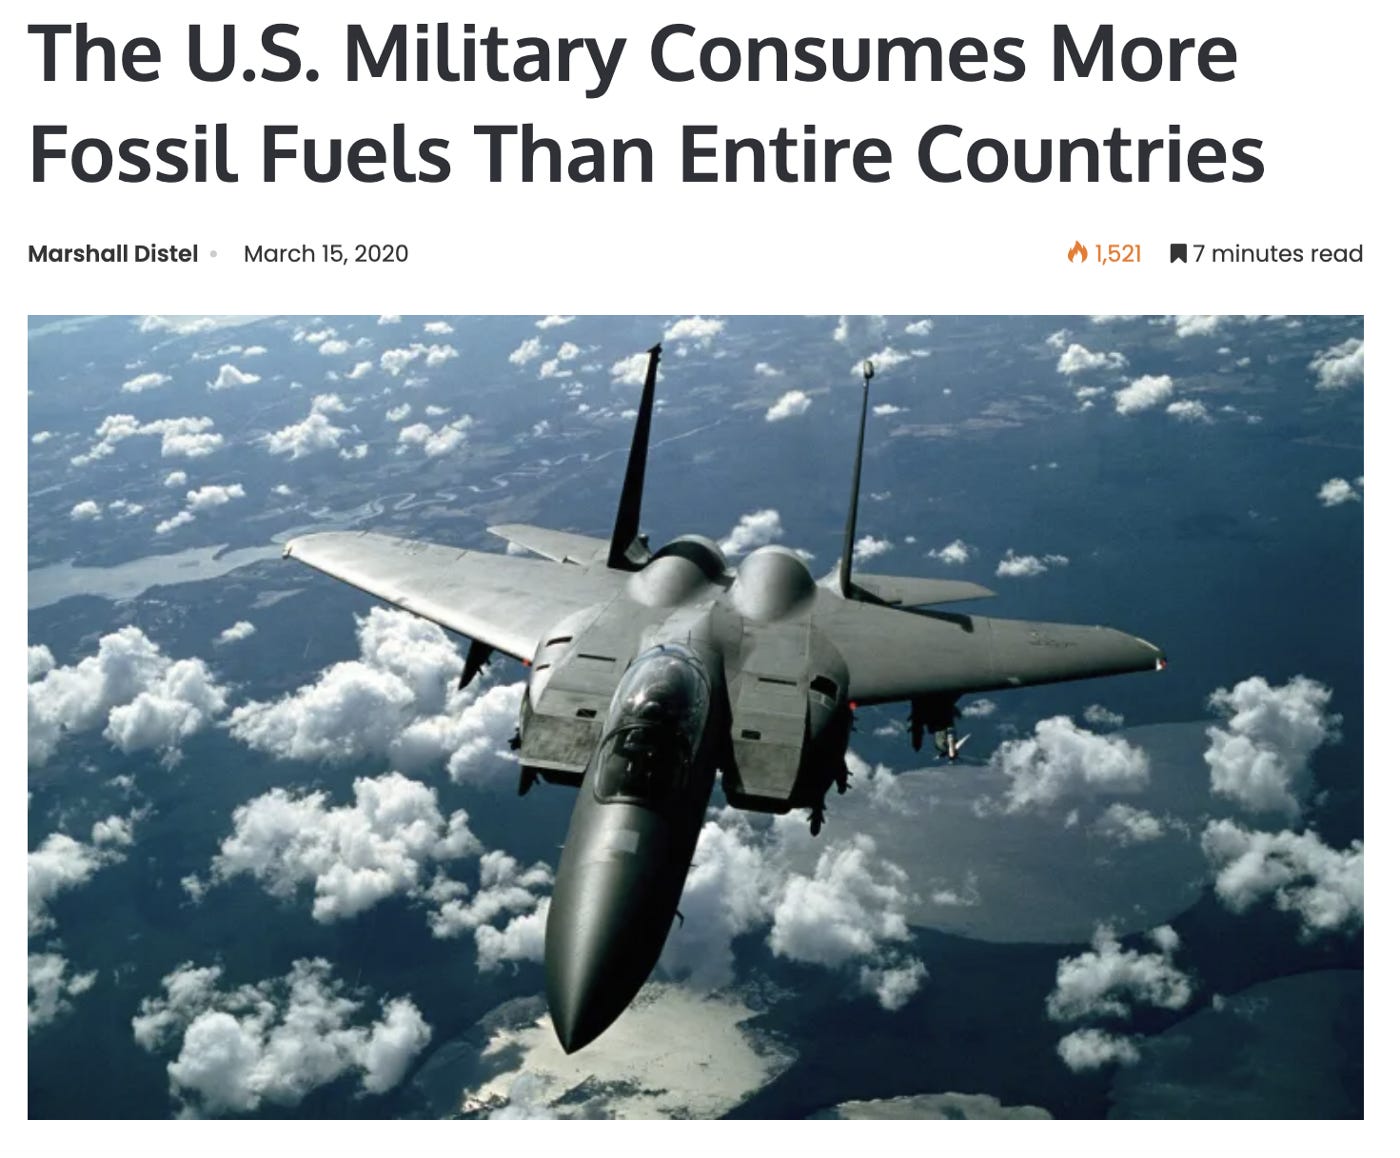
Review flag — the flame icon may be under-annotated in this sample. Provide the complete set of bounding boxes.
[1067,240,1088,263]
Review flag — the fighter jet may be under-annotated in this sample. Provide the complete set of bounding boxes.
[283,343,1164,1053]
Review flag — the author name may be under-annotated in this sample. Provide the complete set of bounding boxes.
[29,243,199,263]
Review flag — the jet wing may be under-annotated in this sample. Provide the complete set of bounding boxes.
[487,523,612,566]
[821,598,1164,705]
[283,531,625,661]
[849,573,995,607]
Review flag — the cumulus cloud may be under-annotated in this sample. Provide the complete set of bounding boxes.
[1201,820,1362,939]
[661,813,926,1009]
[164,470,187,487]
[765,390,811,422]
[718,509,783,557]
[754,362,781,378]
[215,621,256,646]
[347,360,375,380]
[397,416,471,457]
[1165,399,1210,422]
[426,850,553,961]
[265,394,349,458]
[1169,315,1223,338]
[961,698,997,718]
[28,627,228,767]
[202,772,480,924]
[72,414,224,465]
[904,319,934,336]
[610,351,660,386]
[226,608,521,783]
[207,364,261,391]
[509,336,544,366]
[379,343,458,375]
[186,483,245,512]
[29,952,98,1031]
[423,321,454,335]
[70,500,102,521]
[871,403,906,417]
[1203,675,1339,816]
[1057,344,1126,375]
[930,539,971,565]
[29,814,135,935]
[121,371,171,393]
[1045,329,1070,350]
[1046,925,1191,1022]
[1114,374,1174,415]
[1318,477,1362,506]
[995,551,1068,578]
[1310,338,1363,390]
[155,510,196,535]
[534,315,574,330]
[852,535,892,564]
[385,403,412,423]
[854,347,910,376]
[1092,803,1166,846]
[664,316,725,347]
[1056,1027,1141,1072]
[1083,704,1124,730]
[132,958,430,1115]
[991,716,1149,812]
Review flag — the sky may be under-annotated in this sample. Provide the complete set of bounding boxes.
[27,313,1363,1121]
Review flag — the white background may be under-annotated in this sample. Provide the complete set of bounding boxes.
[7,0,1390,1149]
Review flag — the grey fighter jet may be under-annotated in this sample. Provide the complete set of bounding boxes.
[284,344,1164,1053]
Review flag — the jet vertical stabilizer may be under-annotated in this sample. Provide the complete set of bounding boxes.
[837,359,875,598]
[607,343,662,571]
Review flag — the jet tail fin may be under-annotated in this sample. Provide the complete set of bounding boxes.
[607,343,662,571]
[837,360,875,598]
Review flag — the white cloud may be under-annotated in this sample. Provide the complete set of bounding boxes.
[423,321,454,335]
[1169,315,1222,338]
[1057,344,1126,375]
[207,364,261,391]
[242,345,267,357]
[996,550,1068,578]
[386,403,412,422]
[377,315,401,325]
[1165,399,1210,422]
[427,851,553,958]
[664,316,725,346]
[610,351,658,386]
[109,499,144,517]
[73,414,224,465]
[854,347,909,376]
[991,716,1149,812]
[534,315,574,330]
[29,953,98,1031]
[765,390,811,422]
[1056,1028,1141,1071]
[226,608,521,784]
[556,340,581,361]
[718,509,783,557]
[186,483,245,512]
[1204,675,1339,816]
[203,772,480,923]
[1045,329,1070,350]
[1046,925,1191,1022]
[1092,803,1165,846]
[397,417,471,457]
[852,535,892,564]
[265,394,349,458]
[32,430,55,443]
[215,621,256,647]
[121,371,171,393]
[1318,477,1361,506]
[904,319,934,336]
[1310,338,1363,390]
[132,958,430,1115]
[1083,704,1125,730]
[930,539,971,565]
[70,500,102,521]
[1114,374,1174,415]
[28,627,227,766]
[29,644,55,681]
[961,698,996,718]
[754,362,781,378]
[318,339,350,356]
[28,814,134,935]
[137,315,221,336]
[164,470,187,487]
[346,360,375,380]
[379,343,457,375]
[509,336,544,366]
[155,510,195,534]
[1201,820,1362,939]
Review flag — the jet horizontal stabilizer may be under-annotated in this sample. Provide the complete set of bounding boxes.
[849,573,995,607]
[488,523,611,566]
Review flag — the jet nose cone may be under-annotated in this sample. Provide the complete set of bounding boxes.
[544,847,675,1054]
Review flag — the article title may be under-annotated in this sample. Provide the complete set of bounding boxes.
[27,22,1264,185]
